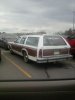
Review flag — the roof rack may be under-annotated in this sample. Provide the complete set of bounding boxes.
[22,32,46,35]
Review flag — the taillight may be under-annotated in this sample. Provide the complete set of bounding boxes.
[60,49,69,54]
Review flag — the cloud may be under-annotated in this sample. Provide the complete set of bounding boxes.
[0,0,74,33]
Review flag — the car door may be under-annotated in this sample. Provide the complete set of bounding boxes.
[11,37,22,52]
[17,37,26,53]
[25,37,39,57]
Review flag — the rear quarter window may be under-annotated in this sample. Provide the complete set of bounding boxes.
[43,36,66,46]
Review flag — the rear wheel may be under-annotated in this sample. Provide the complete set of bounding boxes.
[10,49,13,54]
[9,46,14,54]
[23,51,29,63]
[0,56,1,61]
[0,50,1,61]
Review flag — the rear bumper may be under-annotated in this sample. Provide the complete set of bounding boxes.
[37,54,72,63]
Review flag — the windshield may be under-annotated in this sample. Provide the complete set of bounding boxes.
[0,0,75,81]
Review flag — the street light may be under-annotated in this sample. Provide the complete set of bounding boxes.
[73,11,75,33]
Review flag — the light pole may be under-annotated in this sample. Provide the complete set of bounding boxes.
[73,11,75,33]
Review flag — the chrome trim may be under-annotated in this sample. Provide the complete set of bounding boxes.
[37,54,72,63]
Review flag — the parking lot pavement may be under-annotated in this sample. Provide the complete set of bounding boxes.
[0,56,32,80]
[46,61,75,79]
[0,50,47,80]
[0,49,75,80]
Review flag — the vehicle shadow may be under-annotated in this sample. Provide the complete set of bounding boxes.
[28,60,66,69]
[9,52,71,70]
[73,55,75,60]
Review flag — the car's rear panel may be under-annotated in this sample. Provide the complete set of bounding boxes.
[37,35,72,63]
[42,48,69,57]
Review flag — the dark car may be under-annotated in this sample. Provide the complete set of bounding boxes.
[66,34,75,56]
[0,38,8,50]
[0,49,1,61]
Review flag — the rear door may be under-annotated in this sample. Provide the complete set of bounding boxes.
[25,37,39,57]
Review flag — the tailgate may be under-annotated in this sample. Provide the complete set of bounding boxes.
[42,47,69,57]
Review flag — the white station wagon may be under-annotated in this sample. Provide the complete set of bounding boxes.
[8,34,72,63]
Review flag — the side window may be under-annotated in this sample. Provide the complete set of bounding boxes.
[68,34,75,40]
[14,37,21,43]
[26,37,39,47]
[20,37,26,44]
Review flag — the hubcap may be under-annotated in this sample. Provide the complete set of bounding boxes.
[24,53,28,62]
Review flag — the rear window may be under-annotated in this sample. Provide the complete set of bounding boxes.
[43,36,66,46]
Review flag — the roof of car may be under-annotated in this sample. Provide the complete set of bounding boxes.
[19,34,62,38]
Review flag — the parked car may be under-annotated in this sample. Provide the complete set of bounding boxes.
[0,48,1,61]
[8,34,72,63]
[66,34,75,56]
[0,38,8,50]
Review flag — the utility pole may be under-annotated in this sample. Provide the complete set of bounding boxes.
[73,11,75,33]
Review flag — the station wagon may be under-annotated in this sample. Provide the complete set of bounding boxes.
[8,34,72,63]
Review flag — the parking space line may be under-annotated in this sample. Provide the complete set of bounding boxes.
[2,54,32,79]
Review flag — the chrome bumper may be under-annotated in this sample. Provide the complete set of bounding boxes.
[37,54,72,63]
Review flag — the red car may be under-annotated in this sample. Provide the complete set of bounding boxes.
[66,34,75,56]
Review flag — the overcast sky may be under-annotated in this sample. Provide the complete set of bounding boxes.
[0,0,75,33]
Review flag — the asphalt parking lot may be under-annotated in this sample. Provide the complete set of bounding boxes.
[0,49,75,80]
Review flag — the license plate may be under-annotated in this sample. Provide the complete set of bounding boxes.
[54,51,59,55]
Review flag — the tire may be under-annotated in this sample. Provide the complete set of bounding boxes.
[0,57,1,61]
[8,45,13,54]
[9,48,14,54]
[0,50,1,61]
[10,49,13,54]
[23,51,29,63]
